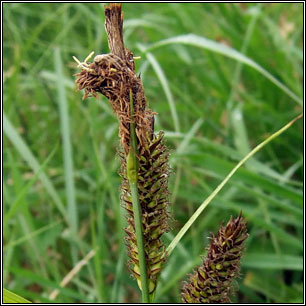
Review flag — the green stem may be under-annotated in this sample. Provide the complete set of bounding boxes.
[127,89,150,303]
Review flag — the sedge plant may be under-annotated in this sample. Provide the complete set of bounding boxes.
[2,3,303,304]
[73,4,247,303]
[72,3,302,304]
[74,4,170,302]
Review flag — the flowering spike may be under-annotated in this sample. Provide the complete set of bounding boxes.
[181,213,248,303]
[120,131,170,293]
[73,4,170,298]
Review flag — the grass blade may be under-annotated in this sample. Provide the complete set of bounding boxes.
[8,267,88,301]
[54,47,78,235]
[4,220,63,250]
[3,113,66,218]
[138,44,180,132]
[243,253,303,271]
[167,113,303,256]
[3,288,31,303]
[189,153,302,205]
[4,144,58,228]
[175,118,203,155]
[144,34,302,105]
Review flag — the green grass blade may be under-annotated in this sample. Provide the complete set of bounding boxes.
[243,253,303,271]
[138,44,180,132]
[3,288,31,303]
[54,47,78,235]
[167,113,303,256]
[144,34,302,105]
[8,267,88,301]
[4,220,63,250]
[3,113,66,218]
[171,118,203,204]
[189,153,302,205]
[175,118,203,155]
[164,130,302,187]
[4,144,58,228]
[90,202,106,302]
[110,249,125,303]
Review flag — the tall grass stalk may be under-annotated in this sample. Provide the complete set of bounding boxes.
[127,89,150,302]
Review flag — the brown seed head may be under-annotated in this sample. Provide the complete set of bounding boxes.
[181,213,248,303]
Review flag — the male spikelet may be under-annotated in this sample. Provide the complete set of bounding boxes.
[181,213,248,303]
[74,3,170,296]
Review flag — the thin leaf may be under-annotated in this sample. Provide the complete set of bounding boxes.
[3,288,31,303]
[8,267,88,301]
[175,118,203,155]
[4,144,58,227]
[144,34,302,105]
[54,47,78,234]
[243,254,303,271]
[167,113,303,256]
[4,220,63,250]
[3,113,66,218]
[138,44,180,132]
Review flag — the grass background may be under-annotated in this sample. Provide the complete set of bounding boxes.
[3,3,303,303]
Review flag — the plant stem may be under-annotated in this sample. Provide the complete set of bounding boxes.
[127,89,150,303]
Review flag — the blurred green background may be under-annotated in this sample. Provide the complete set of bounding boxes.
[3,3,303,303]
